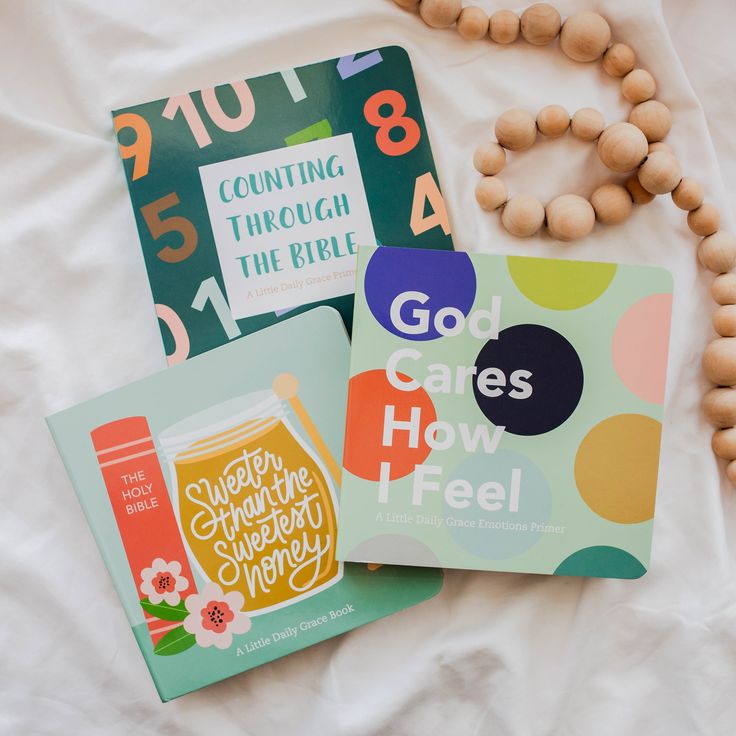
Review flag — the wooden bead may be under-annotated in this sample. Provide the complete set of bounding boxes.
[672,177,704,211]
[546,194,595,241]
[597,122,648,173]
[712,428,736,459]
[495,108,537,151]
[698,231,736,273]
[590,183,633,225]
[419,0,462,28]
[489,9,520,44]
[703,387,736,427]
[637,151,681,195]
[501,194,545,237]
[392,0,421,9]
[621,69,656,104]
[711,273,736,305]
[626,174,656,205]
[559,12,611,62]
[457,6,489,40]
[473,142,506,175]
[648,142,672,155]
[475,176,507,211]
[727,460,736,484]
[687,203,720,237]
[602,43,636,77]
[703,339,736,386]
[536,105,569,138]
[571,107,605,141]
[629,100,672,142]
[520,3,561,46]
[713,305,736,337]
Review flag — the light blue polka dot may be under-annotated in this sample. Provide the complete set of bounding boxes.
[443,450,551,560]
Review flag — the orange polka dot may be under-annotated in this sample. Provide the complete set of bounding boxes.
[343,370,436,481]
[575,414,662,524]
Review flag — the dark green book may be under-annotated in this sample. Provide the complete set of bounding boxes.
[112,46,453,361]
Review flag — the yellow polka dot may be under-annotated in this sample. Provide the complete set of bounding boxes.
[575,414,662,523]
[508,256,617,310]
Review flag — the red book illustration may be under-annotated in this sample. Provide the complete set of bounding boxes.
[91,417,195,643]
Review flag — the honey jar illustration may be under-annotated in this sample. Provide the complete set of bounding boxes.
[158,374,342,615]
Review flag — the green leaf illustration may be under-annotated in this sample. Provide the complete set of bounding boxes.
[153,625,196,656]
[140,598,189,622]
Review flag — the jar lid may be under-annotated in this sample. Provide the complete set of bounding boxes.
[158,390,286,462]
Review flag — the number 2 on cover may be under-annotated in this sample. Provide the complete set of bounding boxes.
[337,51,383,79]
[363,90,420,157]
[141,193,198,263]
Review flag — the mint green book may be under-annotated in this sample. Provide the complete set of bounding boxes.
[47,308,440,700]
[337,246,673,579]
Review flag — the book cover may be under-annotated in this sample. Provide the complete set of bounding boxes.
[47,308,441,701]
[337,246,673,579]
[112,46,453,362]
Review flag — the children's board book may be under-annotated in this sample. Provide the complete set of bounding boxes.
[46,308,441,701]
[112,46,453,362]
[337,246,673,579]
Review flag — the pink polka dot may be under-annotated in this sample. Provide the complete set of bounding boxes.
[612,294,672,404]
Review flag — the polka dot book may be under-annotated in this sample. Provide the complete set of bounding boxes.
[46,309,441,700]
[337,246,673,579]
[112,46,452,362]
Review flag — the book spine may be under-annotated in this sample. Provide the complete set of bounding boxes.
[90,416,195,644]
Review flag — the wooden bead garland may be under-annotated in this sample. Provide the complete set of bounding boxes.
[698,232,736,273]
[629,100,672,142]
[559,11,610,63]
[570,107,605,141]
[712,274,736,305]
[649,141,673,155]
[536,105,569,137]
[713,305,736,337]
[602,43,636,77]
[392,0,736,483]
[687,203,720,237]
[597,122,648,172]
[637,151,681,194]
[590,183,632,225]
[489,9,520,44]
[625,174,655,205]
[457,6,489,40]
[672,177,704,211]
[473,141,506,176]
[501,194,546,237]
[520,4,561,46]
[703,340,736,387]
[419,0,462,28]
[703,388,736,428]
[475,176,507,211]
[621,69,656,104]
[495,108,537,151]
[712,427,736,460]
[546,194,595,241]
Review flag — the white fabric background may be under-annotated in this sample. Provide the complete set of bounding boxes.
[2,1,735,733]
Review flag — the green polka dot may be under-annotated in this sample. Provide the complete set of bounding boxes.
[507,257,617,310]
[554,546,646,579]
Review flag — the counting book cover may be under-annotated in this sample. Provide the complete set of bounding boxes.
[112,46,453,362]
[46,308,441,701]
[337,246,673,579]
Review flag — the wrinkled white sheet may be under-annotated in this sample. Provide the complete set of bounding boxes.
[1,1,735,733]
